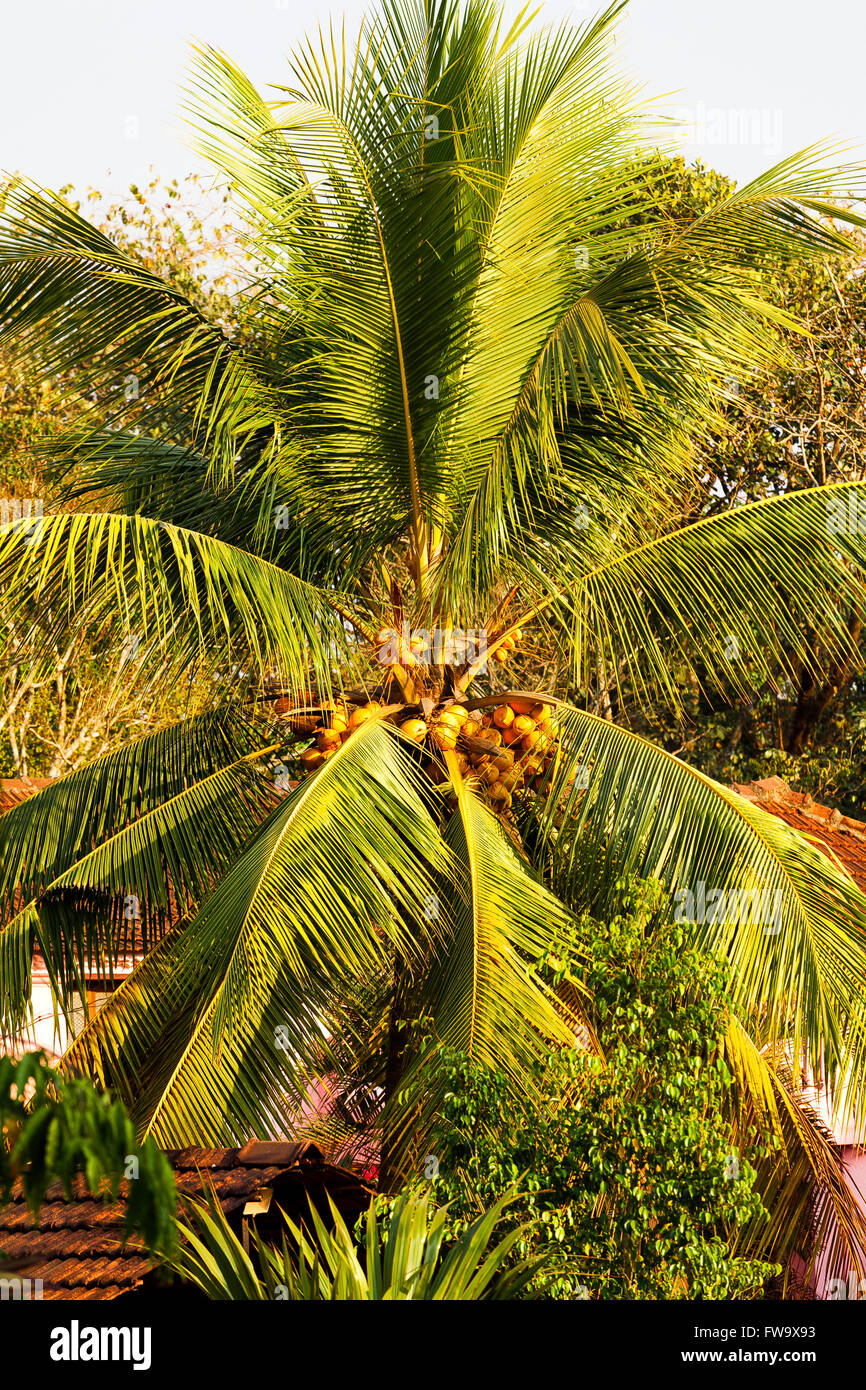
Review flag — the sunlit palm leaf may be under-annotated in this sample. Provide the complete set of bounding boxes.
[0,719,279,1033]
[559,480,866,711]
[726,1019,866,1287]
[0,511,351,701]
[61,720,451,1144]
[0,710,256,907]
[535,702,866,1122]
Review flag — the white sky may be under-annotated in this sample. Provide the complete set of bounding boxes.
[0,0,863,198]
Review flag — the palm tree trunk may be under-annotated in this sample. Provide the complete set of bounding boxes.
[785,617,862,754]
[379,951,408,1193]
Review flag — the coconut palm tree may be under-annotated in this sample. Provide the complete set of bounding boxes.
[2,0,866,1279]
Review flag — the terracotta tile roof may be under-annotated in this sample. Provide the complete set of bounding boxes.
[0,1141,373,1301]
[0,777,52,812]
[729,776,866,894]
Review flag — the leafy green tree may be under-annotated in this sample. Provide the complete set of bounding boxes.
[423,882,778,1298]
[0,0,865,1282]
[0,1050,177,1259]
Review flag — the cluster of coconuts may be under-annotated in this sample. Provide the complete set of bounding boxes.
[281,693,573,816]
[292,699,384,772]
[433,698,563,812]
[490,628,522,661]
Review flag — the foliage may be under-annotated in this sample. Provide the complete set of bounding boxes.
[171,1182,547,1300]
[509,156,866,806]
[0,1050,177,1258]
[0,173,246,777]
[422,881,779,1298]
[0,0,865,1286]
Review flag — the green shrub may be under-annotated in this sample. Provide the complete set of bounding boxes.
[422,882,779,1299]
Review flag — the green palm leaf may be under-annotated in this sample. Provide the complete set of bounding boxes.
[0,717,279,1033]
[535,701,866,1122]
[0,710,257,906]
[726,1019,866,1287]
[0,180,274,473]
[431,749,579,1071]
[0,511,351,701]
[60,719,451,1144]
[557,480,866,711]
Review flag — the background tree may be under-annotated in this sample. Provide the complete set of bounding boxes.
[422,882,781,1299]
[0,173,245,776]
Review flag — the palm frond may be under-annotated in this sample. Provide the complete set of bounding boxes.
[534,701,866,1121]
[0,715,279,1033]
[0,181,261,456]
[555,480,866,712]
[726,1018,866,1287]
[60,720,451,1145]
[0,511,352,701]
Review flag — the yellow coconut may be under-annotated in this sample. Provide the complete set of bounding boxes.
[348,702,380,730]
[439,708,463,730]
[329,704,350,732]
[493,705,514,728]
[430,727,458,751]
[508,698,536,716]
[300,746,325,770]
[402,718,428,741]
